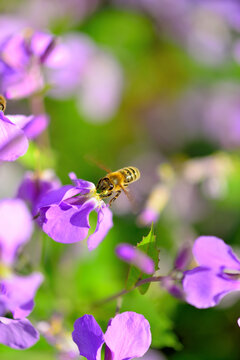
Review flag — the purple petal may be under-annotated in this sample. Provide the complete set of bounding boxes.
[1,272,43,318]
[138,209,159,226]
[174,244,192,271]
[1,33,29,70]
[30,31,53,58]
[40,200,96,244]
[17,170,61,215]
[0,112,28,161]
[192,236,240,270]
[24,114,49,139]
[69,172,95,193]
[7,113,49,139]
[37,185,77,208]
[87,205,113,251]
[104,312,151,360]
[0,198,33,264]
[115,244,155,274]
[183,267,240,308]
[72,315,104,360]
[0,317,39,349]
[161,276,185,299]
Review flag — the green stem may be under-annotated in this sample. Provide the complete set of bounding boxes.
[94,275,163,307]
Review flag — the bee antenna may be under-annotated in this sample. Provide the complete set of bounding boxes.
[84,155,112,173]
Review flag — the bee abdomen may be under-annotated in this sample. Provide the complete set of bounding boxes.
[120,167,140,184]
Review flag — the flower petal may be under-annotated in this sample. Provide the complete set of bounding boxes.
[87,205,113,251]
[183,267,240,308]
[0,317,39,349]
[193,236,240,270]
[115,244,155,274]
[4,62,44,100]
[104,312,151,360]
[1,272,43,319]
[0,112,28,161]
[37,185,77,208]
[40,200,95,244]
[8,114,49,139]
[17,170,61,215]
[72,315,104,360]
[0,198,33,265]
[69,172,95,193]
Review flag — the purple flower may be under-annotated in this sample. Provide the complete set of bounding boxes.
[0,29,55,99]
[72,312,151,360]
[0,317,39,350]
[0,197,43,349]
[0,272,43,319]
[45,33,123,122]
[37,172,113,250]
[0,110,48,161]
[17,170,61,215]
[115,243,155,274]
[37,315,79,359]
[183,236,240,308]
[138,184,170,226]
[0,199,43,318]
[0,198,33,265]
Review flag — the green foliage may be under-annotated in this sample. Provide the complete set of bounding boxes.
[122,291,182,350]
[126,225,160,294]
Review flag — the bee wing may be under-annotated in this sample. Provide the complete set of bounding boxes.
[85,155,112,173]
[120,185,138,213]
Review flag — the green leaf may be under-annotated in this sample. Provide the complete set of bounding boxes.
[126,225,160,294]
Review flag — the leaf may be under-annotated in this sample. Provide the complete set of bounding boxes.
[126,225,160,294]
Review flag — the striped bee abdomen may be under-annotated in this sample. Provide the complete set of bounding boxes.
[120,167,140,184]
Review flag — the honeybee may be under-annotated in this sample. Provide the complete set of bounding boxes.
[96,167,140,205]
[0,95,6,112]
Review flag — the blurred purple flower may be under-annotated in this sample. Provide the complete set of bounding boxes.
[115,243,154,274]
[45,34,95,99]
[0,198,33,265]
[183,236,240,308]
[18,0,99,28]
[72,312,151,360]
[0,28,55,99]
[0,317,39,350]
[0,199,43,349]
[37,172,113,250]
[17,170,61,215]
[37,315,79,360]
[46,33,123,122]
[0,111,48,161]
[0,272,43,319]
[115,0,240,65]
[138,184,170,226]
[203,84,240,148]
[160,244,192,300]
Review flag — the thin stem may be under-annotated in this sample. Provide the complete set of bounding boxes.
[93,275,163,307]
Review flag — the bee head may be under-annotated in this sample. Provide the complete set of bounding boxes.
[96,177,114,195]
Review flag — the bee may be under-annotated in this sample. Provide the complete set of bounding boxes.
[0,95,6,112]
[96,167,140,206]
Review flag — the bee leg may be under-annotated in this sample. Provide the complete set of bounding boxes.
[100,192,112,199]
[109,190,121,206]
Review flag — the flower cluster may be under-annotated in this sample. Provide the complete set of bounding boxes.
[0,198,43,349]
